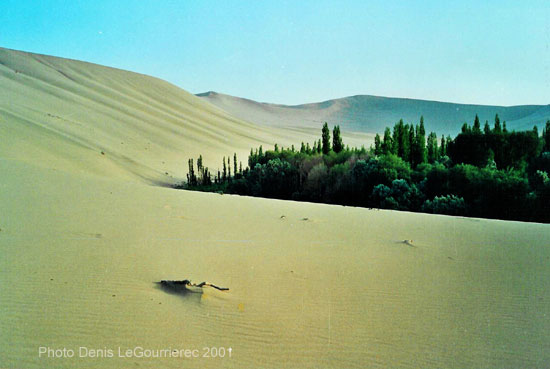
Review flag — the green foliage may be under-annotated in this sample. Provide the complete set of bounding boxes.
[473,114,481,134]
[332,125,343,153]
[449,128,540,169]
[439,136,447,157]
[322,122,331,154]
[181,119,550,223]
[494,114,501,133]
[422,195,466,216]
[426,132,438,163]
[374,134,382,156]
[382,127,393,155]
[543,120,550,152]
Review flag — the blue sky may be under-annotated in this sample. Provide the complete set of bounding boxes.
[1,0,549,105]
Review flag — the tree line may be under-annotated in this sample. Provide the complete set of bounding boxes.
[177,119,550,223]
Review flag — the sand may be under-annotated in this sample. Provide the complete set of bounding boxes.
[196,91,550,135]
[1,48,550,369]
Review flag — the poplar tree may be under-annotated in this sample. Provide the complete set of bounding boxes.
[484,121,491,134]
[322,122,331,154]
[382,127,393,155]
[228,156,231,179]
[473,114,481,134]
[417,117,427,164]
[440,136,447,157]
[543,120,550,151]
[222,156,227,181]
[197,155,204,183]
[187,158,196,186]
[494,114,502,133]
[427,132,439,163]
[401,123,410,162]
[408,124,416,164]
[374,134,382,155]
[332,125,343,153]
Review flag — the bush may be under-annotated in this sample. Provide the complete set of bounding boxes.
[422,195,466,216]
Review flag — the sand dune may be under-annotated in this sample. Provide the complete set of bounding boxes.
[197,91,550,136]
[1,48,550,369]
[0,47,369,185]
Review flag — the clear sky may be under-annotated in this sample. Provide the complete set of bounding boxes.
[1,0,549,106]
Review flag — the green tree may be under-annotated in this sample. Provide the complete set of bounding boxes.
[332,125,343,153]
[227,156,231,179]
[473,114,481,134]
[427,132,439,163]
[392,119,409,160]
[440,136,447,157]
[401,123,410,162]
[233,153,238,177]
[494,114,502,133]
[392,121,400,155]
[322,122,331,154]
[187,158,197,186]
[408,124,416,164]
[484,120,491,135]
[543,120,550,152]
[374,133,382,155]
[197,155,203,174]
[412,117,427,166]
[382,127,393,155]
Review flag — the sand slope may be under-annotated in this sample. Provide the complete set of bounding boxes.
[1,48,550,369]
[1,47,370,185]
[197,91,550,135]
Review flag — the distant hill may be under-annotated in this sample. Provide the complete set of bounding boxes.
[197,91,550,136]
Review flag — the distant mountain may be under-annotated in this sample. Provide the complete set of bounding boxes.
[197,91,550,136]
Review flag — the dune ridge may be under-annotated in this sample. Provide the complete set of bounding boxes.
[197,91,550,135]
[1,47,362,184]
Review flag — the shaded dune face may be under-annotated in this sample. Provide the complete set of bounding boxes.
[1,48,550,369]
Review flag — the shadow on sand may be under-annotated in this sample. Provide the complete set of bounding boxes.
[154,280,203,302]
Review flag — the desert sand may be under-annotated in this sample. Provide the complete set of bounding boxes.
[197,91,550,135]
[1,48,549,369]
